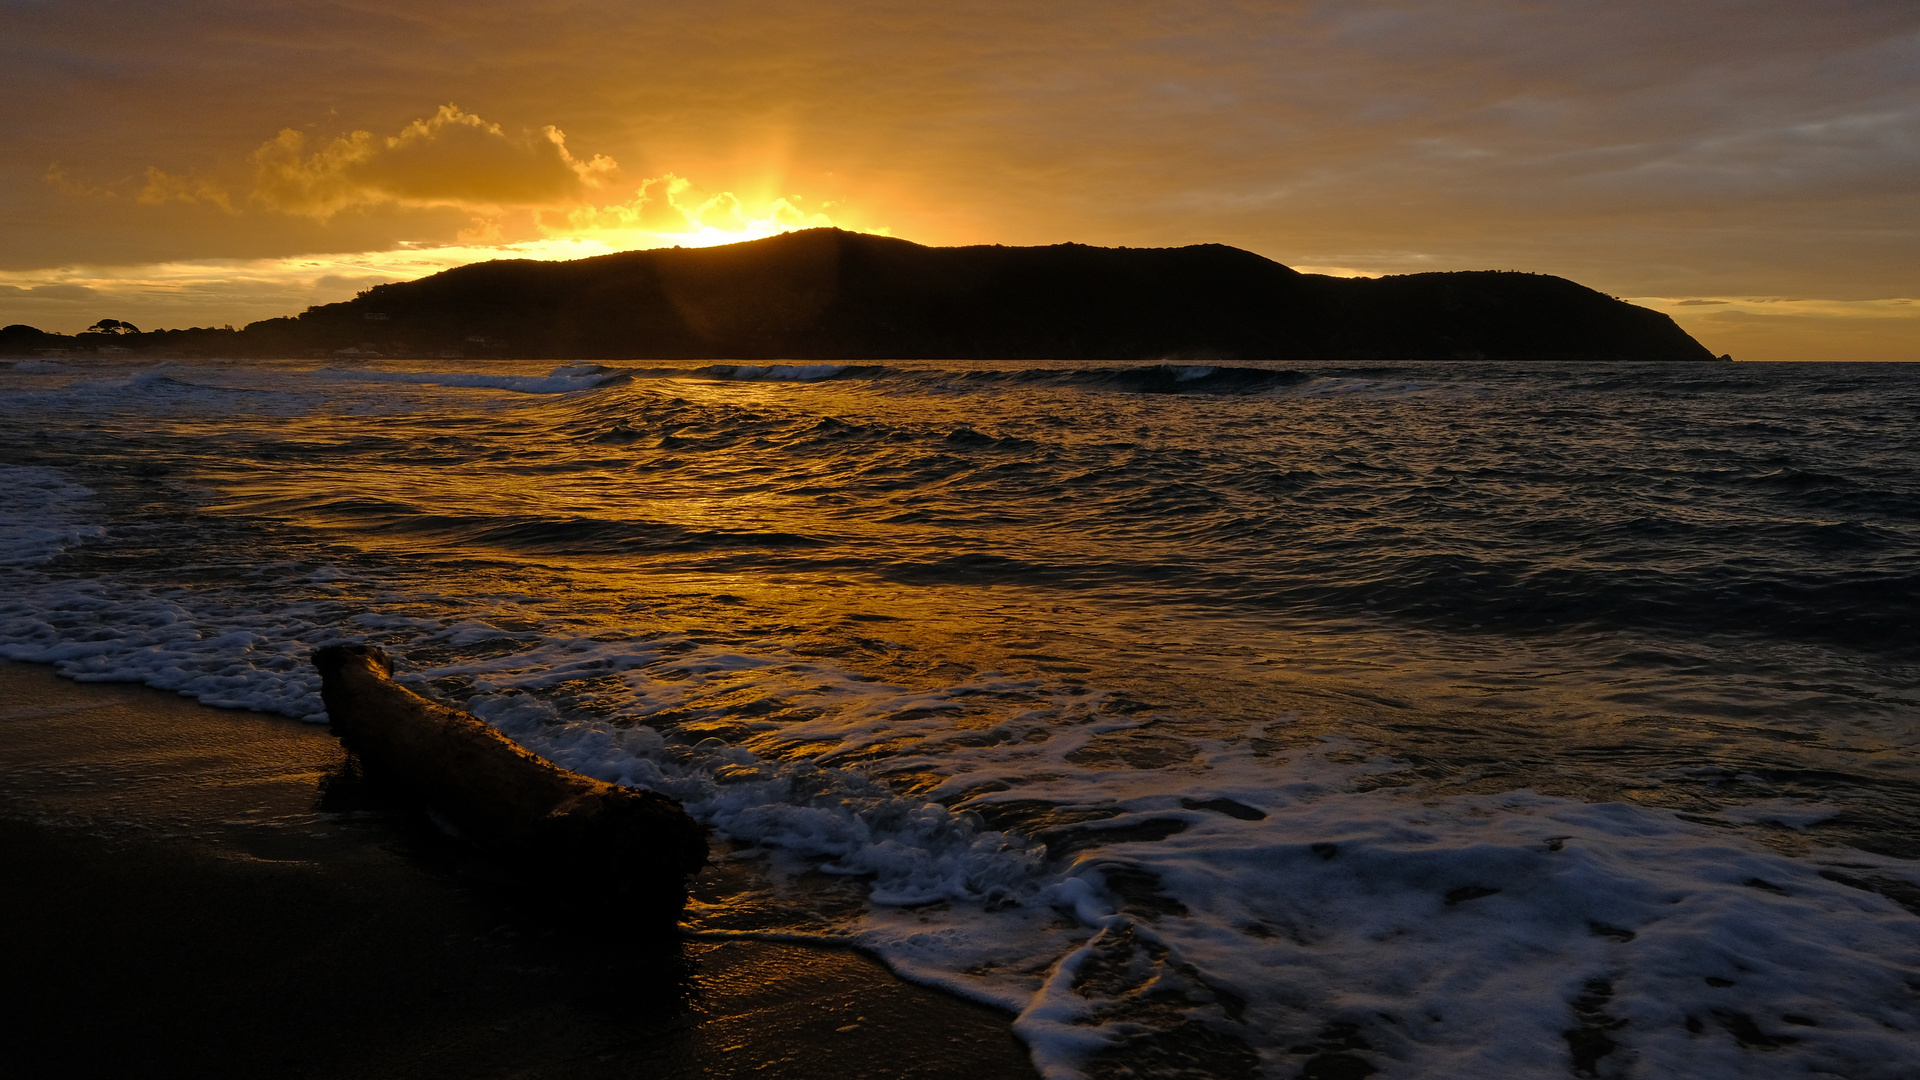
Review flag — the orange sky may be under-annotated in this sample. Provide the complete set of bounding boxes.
[4,1,1917,359]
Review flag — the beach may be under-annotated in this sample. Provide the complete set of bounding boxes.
[0,659,1036,1079]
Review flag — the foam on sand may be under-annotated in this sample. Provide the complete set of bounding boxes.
[453,646,1920,1079]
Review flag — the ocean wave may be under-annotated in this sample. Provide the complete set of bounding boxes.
[10,524,1916,1079]
[274,499,832,555]
[11,520,1910,1080]
[957,363,1309,395]
[7,362,340,416]
[52,365,220,397]
[0,464,103,568]
[313,363,628,394]
[606,362,1309,395]
[607,363,888,383]
[7,356,1920,1079]
[697,363,877,382]
[1293,375,1448,397]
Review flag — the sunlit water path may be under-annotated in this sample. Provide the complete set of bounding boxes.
[3,356,1918,1078]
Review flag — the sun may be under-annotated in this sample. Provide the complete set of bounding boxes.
[528,171,867,252]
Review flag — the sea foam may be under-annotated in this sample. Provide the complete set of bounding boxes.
[0,465,102,568]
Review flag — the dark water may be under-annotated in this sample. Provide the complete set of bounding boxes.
[3,356,1918,1078]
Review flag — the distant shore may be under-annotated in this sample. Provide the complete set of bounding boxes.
[2,228,1722,363]
[0,659,1035,1080]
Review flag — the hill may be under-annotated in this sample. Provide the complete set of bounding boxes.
[5,229,1721,362]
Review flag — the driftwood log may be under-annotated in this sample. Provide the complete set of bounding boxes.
[312,644,707,921]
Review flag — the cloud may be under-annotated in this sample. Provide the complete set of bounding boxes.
[1567,106,1920,204]
[248,105,619,218]
[9,0,1919,304]
[47,161,239,213]
[314,274,399,293]
[42,164,116,200]
[0,283,100,301]
[138,167,236,212]
[0,238,684,333]
[544,173,837,243]
[1631,295,1920,360]
[31,92,862,303]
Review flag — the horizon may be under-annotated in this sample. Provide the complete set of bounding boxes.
[3,226,1903,362]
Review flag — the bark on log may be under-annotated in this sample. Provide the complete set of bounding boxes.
[312,644,707,921]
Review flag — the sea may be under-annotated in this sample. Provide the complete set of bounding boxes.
[2,355,1918,1079]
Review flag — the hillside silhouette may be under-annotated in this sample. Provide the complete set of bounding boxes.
[6,229,1720,362]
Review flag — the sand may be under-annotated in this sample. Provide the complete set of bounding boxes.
[0,660,1038,1079]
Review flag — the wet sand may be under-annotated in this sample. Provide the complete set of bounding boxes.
[0,660,1038,1080]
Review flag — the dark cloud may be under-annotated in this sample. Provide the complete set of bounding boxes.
[0,283,100,301]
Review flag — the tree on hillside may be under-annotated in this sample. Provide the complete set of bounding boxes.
[85,319,140,335]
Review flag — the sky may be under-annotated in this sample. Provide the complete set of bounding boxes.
[3,0,1917,360]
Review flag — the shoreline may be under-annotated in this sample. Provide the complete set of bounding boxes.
[0,659,1037,1080]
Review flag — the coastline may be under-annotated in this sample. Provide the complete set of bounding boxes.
[0,659,1037,1080]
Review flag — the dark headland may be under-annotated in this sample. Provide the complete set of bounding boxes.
[4,228,1722,362]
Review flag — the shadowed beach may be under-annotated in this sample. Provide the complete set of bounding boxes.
[0,659,1037,1080]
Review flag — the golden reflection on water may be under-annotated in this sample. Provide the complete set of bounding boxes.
[163,362,1920,857]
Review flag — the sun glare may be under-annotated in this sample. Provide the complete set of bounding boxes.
[1,169,890,333]
[5,100,922,332]
[535,171,861,251]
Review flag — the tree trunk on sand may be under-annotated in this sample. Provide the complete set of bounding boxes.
[312,644,707,922]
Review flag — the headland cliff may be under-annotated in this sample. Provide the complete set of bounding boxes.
[3,228,1721,362]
